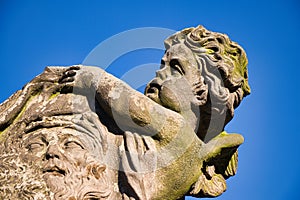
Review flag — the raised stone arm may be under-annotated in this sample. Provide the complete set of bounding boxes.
[63,65,194,144]
[61,65,206,199]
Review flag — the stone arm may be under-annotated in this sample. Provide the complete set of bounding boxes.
[64,65,195,144]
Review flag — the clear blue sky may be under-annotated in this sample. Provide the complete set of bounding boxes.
[1,0,299,199]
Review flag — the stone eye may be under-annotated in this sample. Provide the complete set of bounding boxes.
[27,142,45,152]
[170,59,184,75]
[25,136,47,153]
[64,141,84,150]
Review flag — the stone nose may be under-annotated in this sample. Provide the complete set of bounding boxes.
[45,144,61,160]
[156,67,168,80]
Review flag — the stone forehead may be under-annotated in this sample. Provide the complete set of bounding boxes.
[23,126,98,148]
[25,127,82,139]
[167,43,193,56]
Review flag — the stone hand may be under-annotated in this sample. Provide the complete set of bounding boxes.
[121,131,157,173]
[120,131,157,199]
[58,65,106,96]
[59,65,80,83]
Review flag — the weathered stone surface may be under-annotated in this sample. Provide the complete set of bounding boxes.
[0,25,250,200]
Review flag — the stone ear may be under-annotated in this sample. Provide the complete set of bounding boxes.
[191,80,208,106]
[190,132,243,197]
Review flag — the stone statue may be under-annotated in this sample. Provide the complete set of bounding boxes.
[0,25,250,200]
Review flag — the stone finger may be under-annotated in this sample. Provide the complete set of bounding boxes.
[134,133,146,155]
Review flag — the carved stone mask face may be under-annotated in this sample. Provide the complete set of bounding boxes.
[21,127,111,199]
[145,43,201,113]
[23,127,89,172]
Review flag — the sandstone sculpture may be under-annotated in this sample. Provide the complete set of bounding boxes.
[0,25,250,200]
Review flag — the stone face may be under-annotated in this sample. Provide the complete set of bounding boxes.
[0,25,250,200]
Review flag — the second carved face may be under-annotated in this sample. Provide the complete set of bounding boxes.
[22,127,112,200]
[145,43,202,113]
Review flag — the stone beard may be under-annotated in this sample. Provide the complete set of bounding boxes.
[0,25,250,200]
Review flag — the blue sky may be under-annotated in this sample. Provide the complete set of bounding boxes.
[1,0,300,199]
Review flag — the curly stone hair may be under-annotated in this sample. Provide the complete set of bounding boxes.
[164,25,250,141]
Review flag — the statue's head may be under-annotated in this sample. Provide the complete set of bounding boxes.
[20,115,112,200]
[145,25,250,142]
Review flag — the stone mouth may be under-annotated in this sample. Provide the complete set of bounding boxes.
[146,82,161,93]
[145,83,162,103]
[43,166,66,177]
